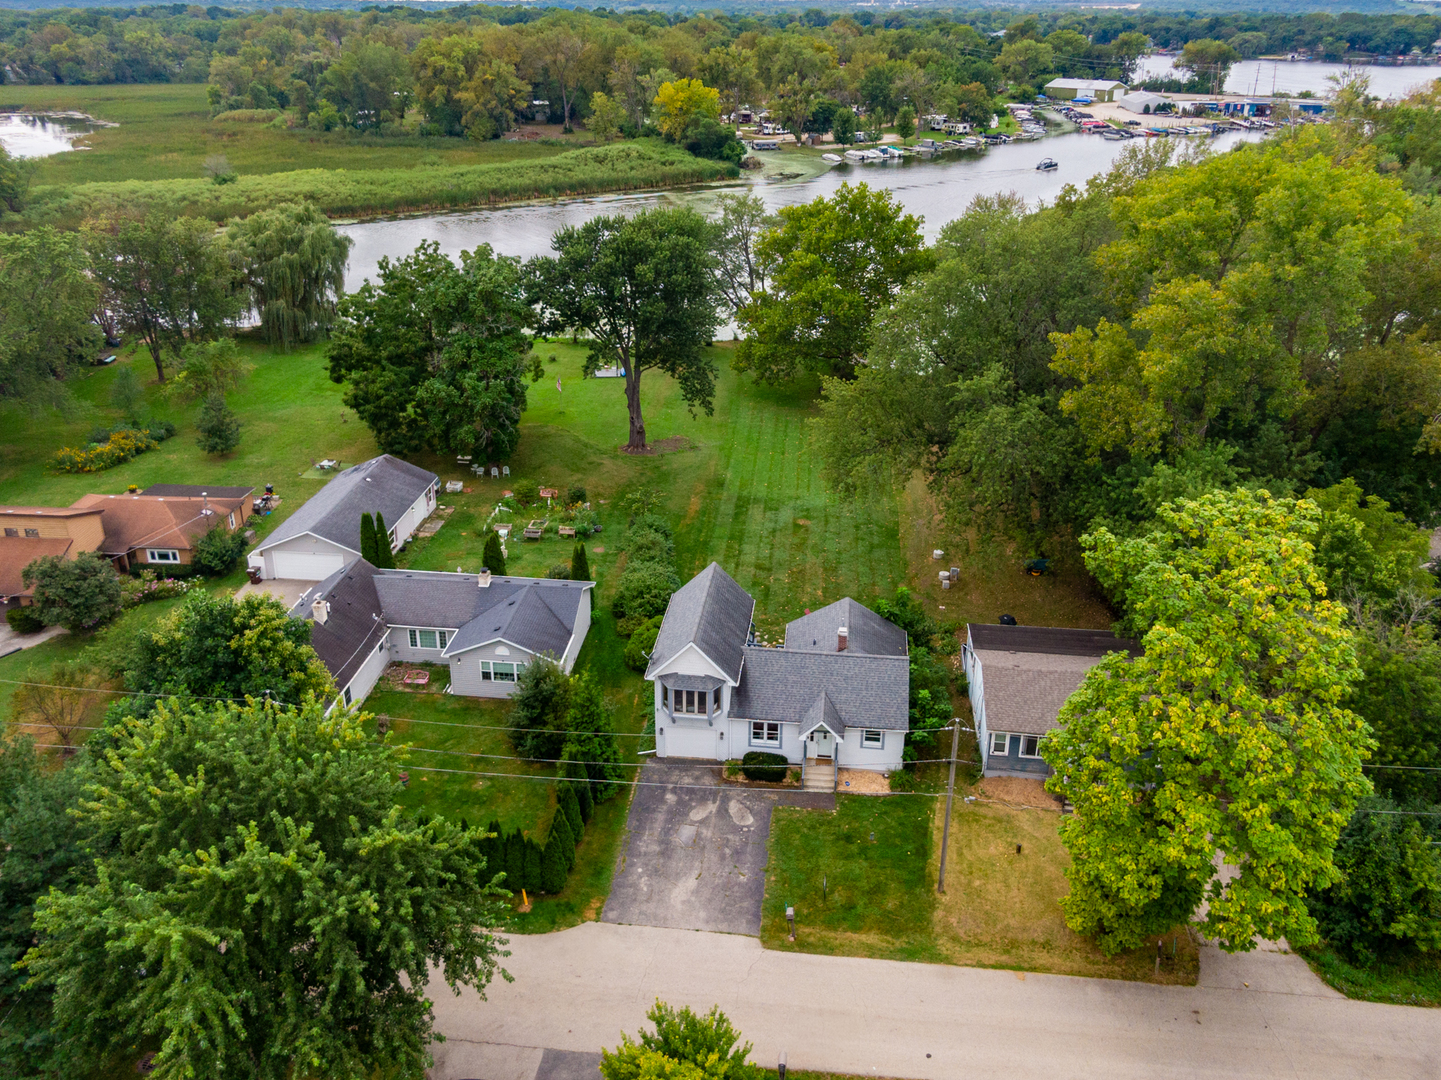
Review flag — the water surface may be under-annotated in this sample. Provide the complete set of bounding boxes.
[339,127,1262,291]
[0,113,98,158]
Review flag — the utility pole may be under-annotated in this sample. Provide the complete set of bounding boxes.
[937,717,960,894]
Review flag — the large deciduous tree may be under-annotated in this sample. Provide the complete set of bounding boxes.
[125,590,334,707]
[84,213,240,383]
[329,241,535,460]
[226,202,353,349]
[1045,489,1372,954]
[22,698,509,1079]
[0,226,102,409]
[736,183,933,383]
[527,207,718,452]
[22,552,123,633]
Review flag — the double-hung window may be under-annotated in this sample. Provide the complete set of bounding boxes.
[146,549,180,564]
[862,729,884,749]
[990,731,1011,756]
[481,660,526,682]
[1019,735,1042,758]
[24,528,40,538]
[750,721,780,747]
[408,629,447,650]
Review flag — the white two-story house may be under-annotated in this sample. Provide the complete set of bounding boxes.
[644,563,909,790]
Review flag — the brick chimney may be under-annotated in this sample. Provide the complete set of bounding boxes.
[837,625,848,652]
[312,598,329,625]
[478,567,492,588]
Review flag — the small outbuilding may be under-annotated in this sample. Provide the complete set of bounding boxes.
[1118,90,1167,114]
[1044,78,1128,103]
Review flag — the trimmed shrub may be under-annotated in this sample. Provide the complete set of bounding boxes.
[502,830,526,891]
[546,562,572,579]
[373,512,395,568]
[512,478,539,506]
[564,759,594,822]
[523,837,544,891]
[624,615,664,672]
[741,751,788,782]
[360,513,377,564]
[627,529,674,566]
[631,513,672,540]
[5,606,45,634]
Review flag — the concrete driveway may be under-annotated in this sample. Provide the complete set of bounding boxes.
[234,578,313,611]
[601,761,829,937]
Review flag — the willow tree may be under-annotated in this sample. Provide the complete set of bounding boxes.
[227,203,353,349]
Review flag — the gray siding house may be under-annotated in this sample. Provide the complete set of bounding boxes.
[963,623,1140,778]
[296,560,593,710]
[253,455,439,581]
[645,563,909,790]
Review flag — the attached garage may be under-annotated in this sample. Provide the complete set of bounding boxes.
[272,549,347,580]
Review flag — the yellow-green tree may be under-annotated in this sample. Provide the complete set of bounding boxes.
[1050,135,1412,460]
[651,78,720,141]
[587,90,625,142]
[1044,488,1373,954]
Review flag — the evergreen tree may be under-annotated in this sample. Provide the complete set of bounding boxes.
[374,512,395,568]
[196,392,241,454]
[565,758,594,822]
[559,780,584,847]
[481,820,504,886]
[523,837,543,891]
[483,530,507,576]
[360,513,377,564]
[540,819,570,893]
[563,674,625,801]
[571,542,591,582]
[503,830,526,891]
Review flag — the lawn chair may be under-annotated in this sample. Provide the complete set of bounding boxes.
[502,465,510,477]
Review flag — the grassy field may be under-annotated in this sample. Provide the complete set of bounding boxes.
[0,84,732,225]
[0,83,578,186]
[762,781,1199,984]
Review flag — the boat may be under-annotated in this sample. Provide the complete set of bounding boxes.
[820,153,843,163]
[843,149,868,162]
[1036,158,1058,171]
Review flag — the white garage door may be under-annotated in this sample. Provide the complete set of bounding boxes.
[271,550,346,580]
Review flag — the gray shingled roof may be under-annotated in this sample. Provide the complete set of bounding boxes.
[967,623,1140,658]
[784,598,908,657]
[798,690,844,737]
[258,455,437,555]
[294,560,387,691]
[644,563,755,682]
[972,649,1106,736]
[660,673,724,691]
[728,647,909,730]
[295,561,592,684]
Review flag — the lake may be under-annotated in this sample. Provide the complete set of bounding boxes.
[339,126,1263,291]
[1136,55,1441,99]
[0,112,99,158]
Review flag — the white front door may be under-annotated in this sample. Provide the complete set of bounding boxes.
[809,729,835,759]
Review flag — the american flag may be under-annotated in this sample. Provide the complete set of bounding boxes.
[556,377,562,394]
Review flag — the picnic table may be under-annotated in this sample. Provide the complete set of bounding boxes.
[523,519,547,540]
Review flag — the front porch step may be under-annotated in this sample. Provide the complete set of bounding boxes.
[803,758,836,792]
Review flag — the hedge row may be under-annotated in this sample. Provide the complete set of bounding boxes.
[479,768,594,896]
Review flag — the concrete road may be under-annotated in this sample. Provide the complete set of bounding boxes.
[601,761,776,936]
[427,921,1441,1080]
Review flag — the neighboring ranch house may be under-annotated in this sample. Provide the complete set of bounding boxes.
[963,623,1141,778]
[252,455,438,581]
[0,504,106,609]
[645,563,909,790]
[294,559,594,710]
[1044,78,1128,102]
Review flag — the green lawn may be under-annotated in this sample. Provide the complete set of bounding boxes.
[762,780,1200,984]
[0,83,575,187]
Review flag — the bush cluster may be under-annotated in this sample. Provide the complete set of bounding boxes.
[53,426,165,473]
[476,768,599,896]
[5,606,45,634]
[120,570,196,608]
[613,514,681,625]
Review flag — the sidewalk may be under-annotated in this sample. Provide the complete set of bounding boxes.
[427,921,1438,1080]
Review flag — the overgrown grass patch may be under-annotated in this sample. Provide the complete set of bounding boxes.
[1298,944,1441,1007]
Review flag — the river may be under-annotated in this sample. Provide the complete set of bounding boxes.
[1136,55,1441,98]
[339,126,1265,291]
[0,112,100,157]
